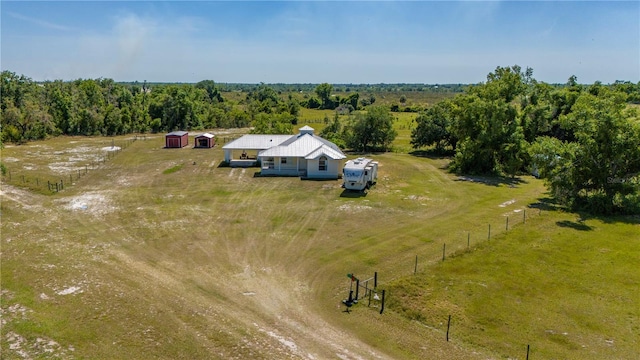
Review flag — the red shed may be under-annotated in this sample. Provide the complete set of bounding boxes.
[165,131,188,148]
[194,133,215,148]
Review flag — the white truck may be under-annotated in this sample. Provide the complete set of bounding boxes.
[342,157,378,191]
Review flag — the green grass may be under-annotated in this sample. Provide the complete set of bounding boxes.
[387,212,640,359]
[1,132,638,359]
[162,163,184,174]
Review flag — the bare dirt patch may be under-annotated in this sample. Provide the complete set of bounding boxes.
[54,191,117,216]
[101,146,121,152]
[337,202,372,213]
[498,199,516,207]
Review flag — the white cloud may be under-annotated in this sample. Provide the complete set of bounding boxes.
[6,11,77,32]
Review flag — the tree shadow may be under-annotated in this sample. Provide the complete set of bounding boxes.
[529,196,640,226]
[528,197,563,212]
[408,149,454,160]
[454,175,528,188]
[556,220,594,231]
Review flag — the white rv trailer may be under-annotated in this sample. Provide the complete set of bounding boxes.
[342,157,378,191]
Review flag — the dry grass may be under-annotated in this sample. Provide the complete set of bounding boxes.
[1,133,637,359]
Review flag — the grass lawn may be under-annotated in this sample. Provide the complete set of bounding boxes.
[1,132,638,359]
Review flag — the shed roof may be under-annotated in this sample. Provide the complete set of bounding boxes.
[167,131,188,136]
[195,133,215,139]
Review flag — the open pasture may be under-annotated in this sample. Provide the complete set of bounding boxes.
[1,133,638,359]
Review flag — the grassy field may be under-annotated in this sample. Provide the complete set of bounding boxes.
[1,132,638,359]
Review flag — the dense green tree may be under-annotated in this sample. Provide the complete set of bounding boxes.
[345,105,396,152]
[195,80,224,103]
[319,113,346,148]
[346,93,360,110]
[315,83,334,110]
[250,112,294,134]
[410,99,457,153]
[531,90,640,214]
[411,65,529,176]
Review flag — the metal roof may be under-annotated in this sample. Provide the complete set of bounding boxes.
[258,133,345,160]
[305,146,346,160]
[224,127,345,160]
[195,133,215,139]
[166,131,188,136]
[222,134,294,150]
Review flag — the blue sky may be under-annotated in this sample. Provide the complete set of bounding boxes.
[1,1,638,84]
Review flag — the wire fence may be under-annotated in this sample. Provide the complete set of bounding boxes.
[343,203,548,359]
[1,137,140,194]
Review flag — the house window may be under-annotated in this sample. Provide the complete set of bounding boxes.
[281,157,287,164]
[319,156,327,171]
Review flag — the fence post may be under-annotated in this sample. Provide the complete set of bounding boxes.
[60,179,64,190]
[526,344,530,360]
[442,243,446,261]
[467,232,470,250]
[446,315,451,341]
[374,272,377,289]
[414,255,418,274]
[355,279,360,300]
[379,290,386,314]
[488,224,491,240]
[506,216,509,231]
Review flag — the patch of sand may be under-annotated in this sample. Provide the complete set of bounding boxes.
[55,191,117,216]
[337,203,372,212]
[499,199,516,207]
[101,146,121,152]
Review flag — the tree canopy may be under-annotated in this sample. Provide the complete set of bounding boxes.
[344,105,397,152]
[410,65,640,214]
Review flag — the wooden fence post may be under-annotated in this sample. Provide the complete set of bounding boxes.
[446,315,451,341]
[442,243,446,261]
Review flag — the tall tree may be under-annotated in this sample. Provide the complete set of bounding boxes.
[315,83,334,110]
[411,99,457,153]
[345,105,397,152]
[531,89,640,214]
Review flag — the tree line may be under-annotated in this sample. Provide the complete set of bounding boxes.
[0,72,257,143]
[0,71,400,152]
[410,66,640,214]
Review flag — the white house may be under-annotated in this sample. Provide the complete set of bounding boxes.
[222,126,346,179]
